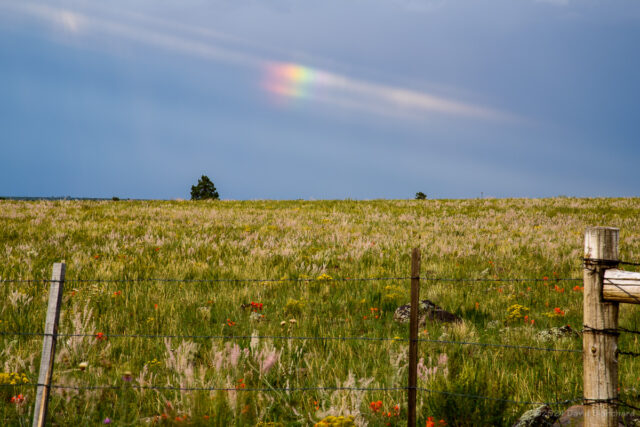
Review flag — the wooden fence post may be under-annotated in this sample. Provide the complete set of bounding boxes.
[583,227,619,427]
[32,262,65,427]
[408,248,421,427]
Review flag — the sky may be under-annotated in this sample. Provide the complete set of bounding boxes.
[1,0,639,200]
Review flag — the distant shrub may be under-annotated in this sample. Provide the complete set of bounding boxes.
[112,197,120,201]
[415,192,427,200]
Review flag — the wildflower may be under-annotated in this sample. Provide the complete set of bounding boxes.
[103,418,111,424]
[226,319,236,327]
[427,417,435,427]
[475,302,479,310]
[93,255,100,259]
[280,321,286,326]
[554,307,565,316]
[95,332,107,341]
[78,362,88,371]
[10,394,25,404]
[573,285,583,292]
[154,303,158,309]
[236,378,246,389]
[122,371,132,382]
[370,400,383,413]
[543,276,549,281]
[112,291,122,297]
[289,318,297,324]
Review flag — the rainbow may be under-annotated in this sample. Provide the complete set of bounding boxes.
[263,62,325,100]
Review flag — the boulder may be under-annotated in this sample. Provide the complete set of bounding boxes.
[393,300,461,325]
[513,405,558,427]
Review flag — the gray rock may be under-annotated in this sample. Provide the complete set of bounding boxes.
[513,405,558,427]
[536,325,579,342]
[393,300,461,325]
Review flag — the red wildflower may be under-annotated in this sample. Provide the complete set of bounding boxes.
[10,394,24,404]
[554,307,565,316]
[370,400,383,413]
[95,332,107,341]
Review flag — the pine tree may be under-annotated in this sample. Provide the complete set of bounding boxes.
[190,175,219,200]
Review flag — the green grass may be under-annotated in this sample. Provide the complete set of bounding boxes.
[1,198,640,425]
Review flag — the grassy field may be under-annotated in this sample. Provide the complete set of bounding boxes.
[1,198,640,426]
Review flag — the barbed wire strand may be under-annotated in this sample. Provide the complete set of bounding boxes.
[0,276,583,284]
[583,397,640,412]
[0,382,580,406]
[0,330,581,353]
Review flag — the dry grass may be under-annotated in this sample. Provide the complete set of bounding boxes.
[1,198,640,425]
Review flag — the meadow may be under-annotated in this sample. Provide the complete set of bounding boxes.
[1,198,640,426]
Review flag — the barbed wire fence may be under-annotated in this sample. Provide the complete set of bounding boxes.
[2,237,640,424]
[2,272,591,425]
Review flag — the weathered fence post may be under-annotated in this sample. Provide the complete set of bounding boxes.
[408,248,421,427]
[32,262,65,427]
[583,227,619,427]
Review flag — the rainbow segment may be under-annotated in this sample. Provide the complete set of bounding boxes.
[263,62,328,99]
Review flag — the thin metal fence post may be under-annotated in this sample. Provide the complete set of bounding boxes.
[32,262,65,427]
[408,248,421,427]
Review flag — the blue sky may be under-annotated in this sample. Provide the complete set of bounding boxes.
[1,0,639,199]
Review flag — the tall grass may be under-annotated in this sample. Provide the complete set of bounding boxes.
[1,198,640,425]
